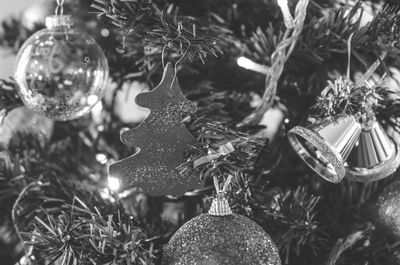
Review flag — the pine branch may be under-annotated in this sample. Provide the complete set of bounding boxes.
[179,121,265,183]
[91,0,232,62]
[13,181,154,265]
[230,176,324,264]
[300,3,400,63]
[0,140,155,265]
[0,18,43,52]
[0,80,22,116]
[266,187,323,264]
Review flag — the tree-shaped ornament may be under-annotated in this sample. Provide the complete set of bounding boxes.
[109,62,202,196]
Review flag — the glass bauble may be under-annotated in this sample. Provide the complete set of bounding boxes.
[376,181,400,238]
[14,15,109,120]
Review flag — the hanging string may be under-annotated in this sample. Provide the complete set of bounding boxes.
[213,174,233,195]
[55,0,65,16]
[356,51,387,126]
[172,41,190,89]
[321,33,354,97]
[161,21,186,70]
[160,35,190,96]
[346,33,354,80]
[355,51,387,88]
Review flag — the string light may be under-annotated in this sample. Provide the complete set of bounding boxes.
[277,0,294,29]
[108,176,121,192]
[95,153,108,164]
[236,57,270,75]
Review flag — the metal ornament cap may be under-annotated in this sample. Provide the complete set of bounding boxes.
[346,120,400,182]
[288,116,362,183]
[208,192,233,216]
[45,15,72,29]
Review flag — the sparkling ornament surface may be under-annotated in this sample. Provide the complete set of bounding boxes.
[162,213,281,265]
[109,62,201,196]
[14,15,109,121]
[376,181,400,237]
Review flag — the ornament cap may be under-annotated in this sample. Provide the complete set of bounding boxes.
[208,191,233,216]
[45,15,72,29]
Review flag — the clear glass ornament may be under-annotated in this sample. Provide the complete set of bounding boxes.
[14,15,109,120]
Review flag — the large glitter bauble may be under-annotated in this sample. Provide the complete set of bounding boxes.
[14,15,109,121]
[162,213,281,265]
[376,181,400,238]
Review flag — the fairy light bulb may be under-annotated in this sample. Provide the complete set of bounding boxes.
[237,56,269,75]
[108,176,121,192]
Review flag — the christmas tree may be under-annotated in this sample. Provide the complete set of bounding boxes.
[1,0,400,265]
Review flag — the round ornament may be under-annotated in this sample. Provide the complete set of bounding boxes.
[0,106,53,146]
[162,193,281,265]
[376,181,400,238]
[14,15,109,121]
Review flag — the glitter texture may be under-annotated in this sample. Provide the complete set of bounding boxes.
[288,125,345,182]
[109,62,201,196]
[376,181,400,237]
[162,213,281,265]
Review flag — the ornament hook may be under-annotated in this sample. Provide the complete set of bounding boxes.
[55,0,65,16]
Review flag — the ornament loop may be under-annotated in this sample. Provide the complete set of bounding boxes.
[55,0,65,16]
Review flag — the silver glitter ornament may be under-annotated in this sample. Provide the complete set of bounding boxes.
[162,191,281,265]
[376,181,400,237]
[14,15,109,121]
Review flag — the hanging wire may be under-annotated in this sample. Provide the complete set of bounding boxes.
[213,174,233,194]
[346,33,354,80]
[55,0,65,16]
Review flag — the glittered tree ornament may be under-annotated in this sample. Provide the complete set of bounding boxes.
[109,62,201,196]
[376,181,400,238]
[288,115,362,183]
[346,119,400,182]
[14,3,109,121]
[162,176,281,265]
